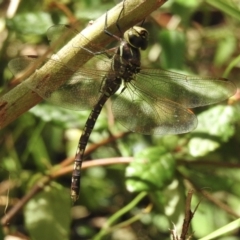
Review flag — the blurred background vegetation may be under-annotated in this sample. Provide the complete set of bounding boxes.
[1,0,240,239]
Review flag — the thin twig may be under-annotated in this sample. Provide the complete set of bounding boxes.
[1,127,132,226]
[180,190,200,240]
[180,172,240,218]
[60,131,130,167]
[1,157,133,226]
[170,190,199,240]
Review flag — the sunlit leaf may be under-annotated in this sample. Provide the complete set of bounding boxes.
[189,105,236,157]
[214,36,237,66]
[29,103,108,130]
[7,12,52,35]
[24,183,71,240]
[150,179,186,230]
[125,147,176,192]
[192,197,231,239]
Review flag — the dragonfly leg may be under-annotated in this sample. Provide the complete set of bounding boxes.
[79,1,127,59]
[78,45,107,57]
[104,0,127,39]
[115,0,125,35]
[104,10,122,41]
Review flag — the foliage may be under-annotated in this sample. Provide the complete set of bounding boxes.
[0,0,240,239]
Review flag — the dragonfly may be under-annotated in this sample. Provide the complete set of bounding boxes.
[8,5,236,203]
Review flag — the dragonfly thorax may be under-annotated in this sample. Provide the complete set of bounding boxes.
[123,26,149,50]
[109,27,148,83]
[112,40,141,82]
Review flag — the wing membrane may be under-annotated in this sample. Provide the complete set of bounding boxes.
[137,69,236,108]
[112,86,197,135]
[8,56,111,110]
[111,67,236,135]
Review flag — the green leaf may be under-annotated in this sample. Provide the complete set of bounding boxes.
[125,147,176,192]
[189,105,236,157]
[171,0,200,26]
[29,103,108,130]
[192,198,230,238]
[7,12,52,35]
[189,138,220,157]
[24,183,71,240]
[214,36,237,66]
[150,179,186,230]
[158,30,186,70]
[29,104,87,128]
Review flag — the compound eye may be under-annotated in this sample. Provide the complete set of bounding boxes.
[124,27,149,50]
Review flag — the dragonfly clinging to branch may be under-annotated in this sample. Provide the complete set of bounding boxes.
[8,2,236,202]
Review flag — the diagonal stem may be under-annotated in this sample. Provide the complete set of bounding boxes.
[0,0,167,129]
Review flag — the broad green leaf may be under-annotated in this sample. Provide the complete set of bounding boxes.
[125,147,175,192]
[24,183,71,240]
[29,103,87,128]
[214,36,237,66]
[189,105,236,157]
[75,1,114,20]
[189,138,220,157]
[171,0,200,26]
[29,104,107,130]
[7,12,52,35]
[158,30,186,70]
[192,197,230,238]
[150,179,186,230]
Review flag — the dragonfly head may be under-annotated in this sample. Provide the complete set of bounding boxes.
[124,26,149,50]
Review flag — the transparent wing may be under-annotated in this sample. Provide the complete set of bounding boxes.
[8,56,111,110]
[111,68,236,135]
[8,24,115,111]
[8,24,115,110]
[47,25,112,70]
[112,86,197,135]
[136,69,236,108]
[47,25,113,109]
[47,24,79,53]
[47,24,107,53]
